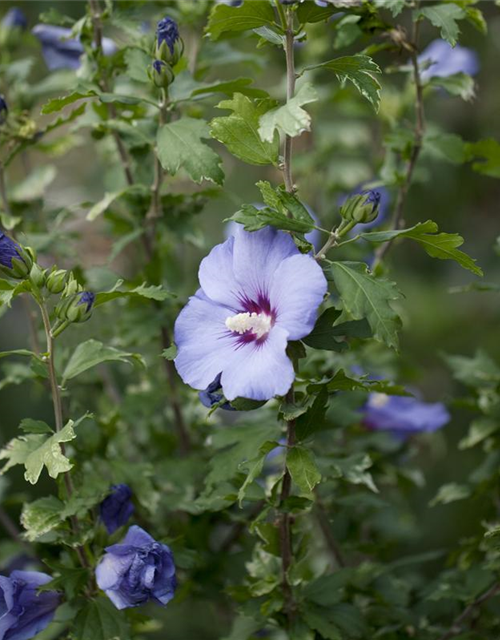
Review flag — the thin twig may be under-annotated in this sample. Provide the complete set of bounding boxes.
[438,582,500,640]
[38,301,90,569]
[314,497,346,568]
[374,18,425,268]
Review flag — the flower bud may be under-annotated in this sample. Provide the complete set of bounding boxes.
[62,273,80,297]
[0,232,33,279]
[2,8,28,30]
[149,59,175,89]
[340,190,381,225]
[155,17,184,67]
[46,267,68,294]
[56,291,95,324]
[29,263,46,288]
[0,96,8,126]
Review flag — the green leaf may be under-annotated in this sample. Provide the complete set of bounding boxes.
[162,345,177,361]
[430,482,471,506]
[330,262,403,349]
[74,597,130,640]
[360,220,482,276]
[10,166,56,202]
[19,419,53,435]
[254,25,285,47]
[62,339,144,383]
[303,308,349,352]
[39,562,90,600]
[210,93,280,166]
[157,117,224,185]
[287,446,322,494]
[124,47,150,84]
[445,350,500,388]
[258,82,318,143]
[41,91,94,114]
[94,280,172,306]
[429,73,475,101]
[206,0,277,40]
[459,419,500,450]
[415,4,466,46]
[21,496,64,541]
[228,204,313,234]
[330,453,378,493]
[297,2,336,24]
[425,132,467,164]
[373,0,406,17]
[86,186,147,221]
[237,441,278,506]
[303,55,381,111]
[296,388,329,442]
[303,604,342,640]
[0,420,77,484]
[465,138,500,178]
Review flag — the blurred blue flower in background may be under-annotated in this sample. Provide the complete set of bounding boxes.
[96,525,177,610]
[2,8,27,30]
[100,484,135,535]
[362,393,450,437]
[419,39,479,82]
[0,570,60,640]
[0,96,8,125]
[32,24,116,71]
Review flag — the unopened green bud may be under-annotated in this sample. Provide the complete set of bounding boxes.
[149,59,175,89]
[29,263,46,288]
[155,17,184,67]
[62,274,81,297]
[340,190,381,224]
[46,268,68,294]
[56,291,95,324]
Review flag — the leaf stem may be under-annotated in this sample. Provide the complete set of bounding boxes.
[283,9,296,193]
[373,15,425,268]
[279,386,297,626]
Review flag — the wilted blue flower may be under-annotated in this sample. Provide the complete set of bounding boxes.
[175,226,327,401]
[0,232,32,279]
[96,525,177,610]
[0,96,7,125]
[199,373,235,411]
[100,484,135,535]
[419,39,479,82]
[156,17,179,53]
[2,8,27,30]
[363,393,450,436]
[0,570,60,640]
[32,24,116,71]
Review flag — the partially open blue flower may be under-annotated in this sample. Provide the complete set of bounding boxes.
[96,526,177,610]
[100,484,135,535]
[199,373,235,411]
[156,17,179,54]
[77,291,95,312]
[2,8,27,30]
[0,232,33,279]
[175,226,327,401]
[32,24,116,71]
[362,393,450,436]
[0,570,60,640]
[0,96,7,125]
[419,39,479,82]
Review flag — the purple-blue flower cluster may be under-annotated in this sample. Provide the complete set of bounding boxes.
[0,570,59,640]
[174,226,327,401]
[96,526,177,610]
[100,484,135,535]
[363,393,450,436]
